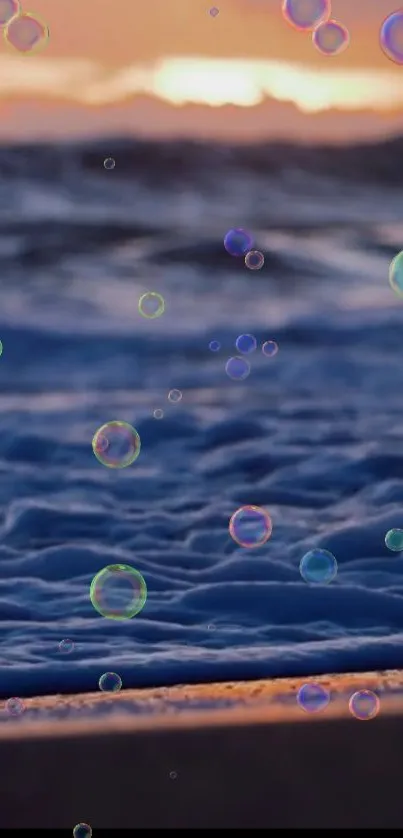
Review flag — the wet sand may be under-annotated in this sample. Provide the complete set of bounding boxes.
[2,670,403,829]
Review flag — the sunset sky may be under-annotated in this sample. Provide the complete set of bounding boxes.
[1,0,403,143]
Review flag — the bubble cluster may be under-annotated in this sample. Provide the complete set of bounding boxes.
[348,690,380,721]
[138,291,165,319]
[245,250,264,271]
[385,528,403,552]
[297,683,330,713]
[59,638,74,654]
[99,671,122,693]
[168,388,183,403]
[389,251,403,297]
[5,697,25,716]
[92,421,141,468]
[5,12,49,53]
[104,157,116,170]
[299,548,338,584]
[229,505,273,548]
[224,228,254,257]
[312,19,350,56]
[282,0,330,32]
[0,0,19,26]
[153,408,164,419]
[73,824,92,838]
[262,340,278,357]
[235,333,257,355]
[90,564,147,620]
[380,11,403,66]
[209,340,221,352]
[225,356,251,381]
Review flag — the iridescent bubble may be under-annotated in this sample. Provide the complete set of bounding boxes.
[0,339,3,357]
[99,672,122,693]
[73,824,92,838]
[385,528,403,552]
[90,564,147,620]
[5,697,25,716]
[0,0,20,26]
[312,19,350,56]
[225,356,251,381]
[5,12,49,53]
[245,250,264,271]
[209,6,219,16]
[235,334,257,355]
[389,251,403,297]
[153,408,164,419]
[209,340,221,352]
[297,683,330,713]
[138,291,165,319]
[104,157,115,170]
[262,340,278,357]
[380,11,403,66]
[229,505,273,548]
[299,548,338,584]
[224,228,254,257]
[59,638,74,654]
[168,388,183,403]
[349,690,380,721]
[282,0,331,31]
[92,421,141,468]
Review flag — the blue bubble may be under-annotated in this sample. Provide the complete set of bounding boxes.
[299,548,337,584]
[385,528,403,551]
[389,251,403,297]
[348,690,380,721]
[59,638,74,654]
[224,228,254,257]
[297,683,330,713]
[98,671,122,693]
[235,333,257,354]
[225,356,251,381]
[209,340,221,352]
[262,340,278,357]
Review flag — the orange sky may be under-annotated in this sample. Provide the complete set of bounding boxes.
[1,0,403,143]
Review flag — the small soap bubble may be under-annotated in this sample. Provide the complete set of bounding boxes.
[73,824,92,838]
[245,250,264,271]
[229,505,273,548]
[5,12,49,53]
[59,638,74,654]
[380,11,403,65]
[209,6,219,16]
[235,334,257,355]
[349,690,380,721]
[153,408,164,419]
[282,0,331,31]
[5,697,25,716]
[0,0,20,27]
[224,228,254,257]
[138,291,165,319]
[168,389,183,403]
[312,19,350,56]
[90,564,147,620]
[103,157,115,170]
[0,339,3,357]
[169,770,178,780]
[385,528,403,552]
[98,672,122,693]
[209,340,221,352]
[299,548,338,584]
[262,340,278,357]
[225,356,251,381]
[389,251,403,297]
[92,421,141,468]
[297,683,330,713]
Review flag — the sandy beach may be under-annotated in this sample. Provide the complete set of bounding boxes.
[2,670,403,829]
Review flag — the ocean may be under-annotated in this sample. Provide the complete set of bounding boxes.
[1,134,403,712]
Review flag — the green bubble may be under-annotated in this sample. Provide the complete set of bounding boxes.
[385,528,403,552]
[389,251,403,297]
[138,291,165,319]
[0,340,3,357]
[90,564,147,620]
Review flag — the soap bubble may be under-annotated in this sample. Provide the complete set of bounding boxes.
[229,505,273,548]
[90,564,147,620]
[235,334,257,354]
[99,672,122,693]
[0,339,3,357]
[0,0,20,27]
[349,690,380,721]
[385,528,403,552]
[262,340,278,357]
[59,638,74,654]
[380,11,403,66]
[168,389,183,403]
[225,356,251,381]
[389,251,403,297]
[153,408,164,419]
[245,250,264,270]
[209,340,221,352]
[282,0,331,32]
[5,697,25,716]
[92,421,141,468]
[299,548,338,584]
[138,291,165,319]
[170,770,178,779]
[104,157,115,170]
[297,683,330,713]
[73,824,92,838]
[224,228,254,257]
[209,6,219,16]
[312,19,350,56]
[5,11,49,53]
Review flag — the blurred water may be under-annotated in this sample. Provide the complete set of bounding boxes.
[1,136,403,708]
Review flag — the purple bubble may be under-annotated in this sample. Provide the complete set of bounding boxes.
[224,228,254,257]
[380,11,403,65]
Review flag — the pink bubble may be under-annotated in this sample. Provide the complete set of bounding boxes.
[282,0,331,32]
[209,6,219,16]
[380,11,403,66]
[312,19,350,56]
[4,12,49,53]
[0,0,19,27]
